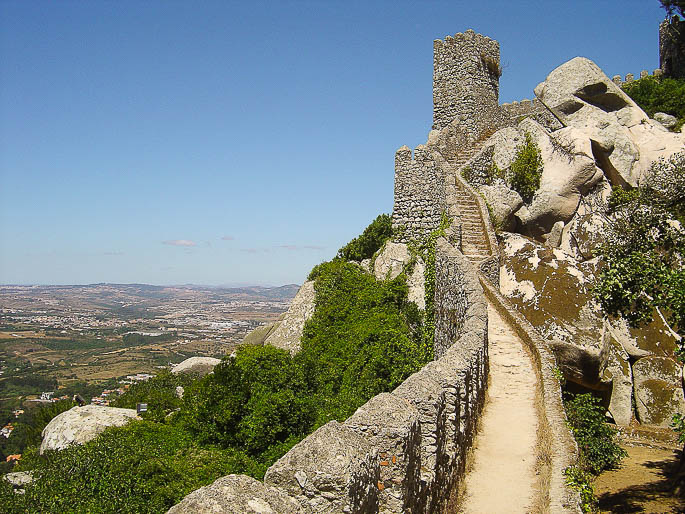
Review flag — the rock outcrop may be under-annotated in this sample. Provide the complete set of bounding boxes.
[171,356,221,376]
[40,405,138,453]
[499,231,682,426]
[534,57,684,188]
[373,242,426,309]
[633,357,685,427]
[264,281,316,354]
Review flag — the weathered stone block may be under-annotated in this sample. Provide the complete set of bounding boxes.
[264,421,379,513]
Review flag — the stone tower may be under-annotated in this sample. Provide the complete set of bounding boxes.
[432,30,503,139]
[660,17,685,79]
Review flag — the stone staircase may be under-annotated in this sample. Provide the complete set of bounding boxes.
[444,139,495,266]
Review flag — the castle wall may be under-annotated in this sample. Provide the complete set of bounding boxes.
[611,68,663,87]
[392,144,446,242]
[500,98,563,131]
[170,239,489,514]
[433,30,505,139]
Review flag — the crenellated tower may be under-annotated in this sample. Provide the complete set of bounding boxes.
[432,30,503,138]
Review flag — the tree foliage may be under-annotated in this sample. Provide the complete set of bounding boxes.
[659,0,685,19]
[595,153,685,349]
[509,133,543,202]
[336,213,393,261]
[622,76,685,131]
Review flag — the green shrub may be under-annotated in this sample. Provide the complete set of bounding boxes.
[607,185,640,213]
[565,393,627,474]
[509,133,543,202]
[1,421,254,513]
[564,465,597,513]
[622,76,685,131]
[336,213,392,262]
[112,369,195,423]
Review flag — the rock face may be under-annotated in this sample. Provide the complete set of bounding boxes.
[374,242,426,310]
[374,242,411,280]
[241,321,281,346]
[633,357,685,427]
[654,112,678,129]
[264,281,316,355]
[167,474,300,514]
[171,357,221,376]
[40,405,138,453]
[500,231,683,425]
[534,57,684,188]
[480,183,523,231]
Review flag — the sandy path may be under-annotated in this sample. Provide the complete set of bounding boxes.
[460,303,539,513]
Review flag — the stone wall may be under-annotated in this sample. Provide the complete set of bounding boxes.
[500,98,563,131]
[433,30,509,139]
[610,68,663,87]
[392,144,446,242]
[170,239,489,514]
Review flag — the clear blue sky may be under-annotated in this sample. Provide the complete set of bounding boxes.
[0,0,667,286]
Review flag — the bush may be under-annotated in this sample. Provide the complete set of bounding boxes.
[565,393,626,474]
[607,185,640,213]
[622,76,685,131]
[112,369,194,422]
[1,421,253,513]
[336,214,392,262]
[564,465,597,513]
[509,133,543,202]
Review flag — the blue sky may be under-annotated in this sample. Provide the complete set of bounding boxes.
[0,0,668,286]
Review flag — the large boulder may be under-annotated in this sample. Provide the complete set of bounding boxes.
[480,183,523,231]
[241,321,282,346]
[264,281,316,355]
[499,232,608,389]
[633,356,685,427]
[40,405,138,453]
[512,119,605,239]
[171,357,221,376]
[167,474,300,514]
[534,57,684,188]
[374,242,410,280]
[602,328,634,426]
[374,242,426,310]
[559,178,612,259]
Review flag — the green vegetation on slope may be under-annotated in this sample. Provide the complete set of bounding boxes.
[1,214,429,513]
[622,75,685,131]
[336,213,392,261]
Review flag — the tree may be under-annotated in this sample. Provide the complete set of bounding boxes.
[595,152,685,345]
[660,0,685,19]
[595,151,685,487]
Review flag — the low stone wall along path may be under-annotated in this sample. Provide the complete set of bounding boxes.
[461,302,539,513]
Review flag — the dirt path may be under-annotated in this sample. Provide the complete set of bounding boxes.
[596,443,684,513]
[460,303,539,513]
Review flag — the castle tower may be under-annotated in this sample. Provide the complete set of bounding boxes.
[660,17,685,79]
[432,30,502,138]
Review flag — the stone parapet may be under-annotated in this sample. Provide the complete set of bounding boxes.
[169,239,489,513]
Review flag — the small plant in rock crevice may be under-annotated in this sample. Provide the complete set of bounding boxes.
[509,132,543,202]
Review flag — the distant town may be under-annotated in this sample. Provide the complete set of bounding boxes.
[0,283,298,432]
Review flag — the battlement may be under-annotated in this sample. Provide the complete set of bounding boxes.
[611,68,663,87]
[392,145,446,242]
[433,29,502,137]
